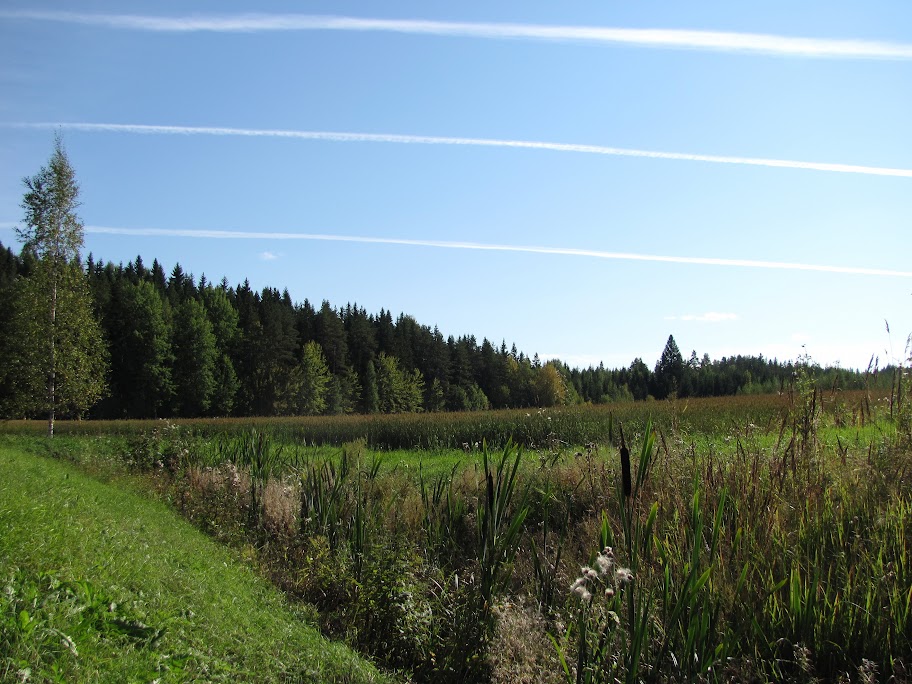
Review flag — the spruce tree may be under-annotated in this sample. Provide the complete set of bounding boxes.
[282,341,332,415]
[654,334,685,399]
[111,280,173,417]
[172,298,218,417]
[363,359,380,414]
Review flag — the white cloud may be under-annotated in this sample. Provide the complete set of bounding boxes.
[77,225,912,278]
[2,11,912,60]
[666,312,740,322]
[8,122,912,179]
[259,250,279,261]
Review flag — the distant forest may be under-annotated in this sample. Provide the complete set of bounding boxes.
[0,241,890,420]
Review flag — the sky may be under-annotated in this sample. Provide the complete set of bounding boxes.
[1,1,910,372]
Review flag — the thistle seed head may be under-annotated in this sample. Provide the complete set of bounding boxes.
[615,567,634,587]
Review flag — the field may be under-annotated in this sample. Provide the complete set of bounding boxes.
[2,384,911,683]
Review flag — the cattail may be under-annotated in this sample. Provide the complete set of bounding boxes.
[620,425,632,498]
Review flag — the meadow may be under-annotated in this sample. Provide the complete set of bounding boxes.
[2,381,910,683]
[0,443,391,683]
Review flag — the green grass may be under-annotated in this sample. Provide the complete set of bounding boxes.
[0,445,393,683]
[1,386,907,682]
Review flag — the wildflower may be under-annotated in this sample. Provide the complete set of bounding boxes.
[604,586,615,599]
[571,570,595,603]
[572,584,592,602]
[615,567,634,587]
[594,552,613,576]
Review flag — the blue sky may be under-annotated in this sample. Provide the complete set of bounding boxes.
[1,1,910,371]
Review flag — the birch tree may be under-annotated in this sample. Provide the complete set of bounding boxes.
[9,136,107,434]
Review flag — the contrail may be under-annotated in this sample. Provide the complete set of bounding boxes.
[80,225,912,278]
[8,122,912,179]
[1,10,911,60]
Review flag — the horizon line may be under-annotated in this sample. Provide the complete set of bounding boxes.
[1,10,911,60]
[6,122,912,179]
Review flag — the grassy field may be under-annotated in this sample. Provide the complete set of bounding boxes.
[0,445,391,683]
[0,392,839,449]
[2,382,910,683]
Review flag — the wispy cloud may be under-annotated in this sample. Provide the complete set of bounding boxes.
[2,10,912,60]
[259,250,279,261]
[79,225,912,277]
[665,312,740,322]
[3,220,909,277]
[7,122,912,179]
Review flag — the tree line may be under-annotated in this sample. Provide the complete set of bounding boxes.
[1,236,883,421]
[0,141,886,425]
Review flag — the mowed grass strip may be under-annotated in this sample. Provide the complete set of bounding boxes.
[0,446,392,683]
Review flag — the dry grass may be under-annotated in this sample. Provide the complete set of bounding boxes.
[488,598,564,684]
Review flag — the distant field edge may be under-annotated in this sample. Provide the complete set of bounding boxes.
[0,391,884,451]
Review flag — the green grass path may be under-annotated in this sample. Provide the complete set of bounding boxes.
[0,446,391,683]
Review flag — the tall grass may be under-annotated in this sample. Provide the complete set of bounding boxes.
[7,383,910,683]
[2,393,849,449]
[477,441,529,615]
